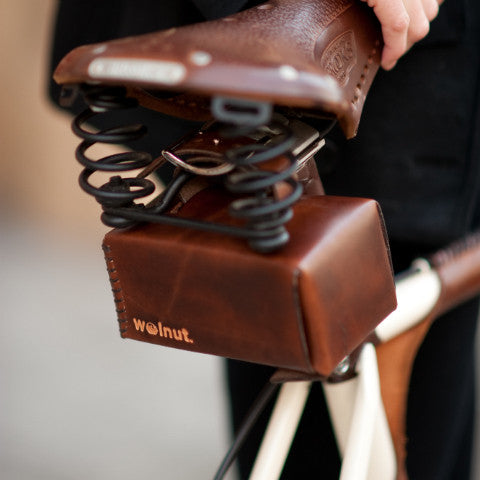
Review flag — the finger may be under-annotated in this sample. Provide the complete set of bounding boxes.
[421,0,440,21]
[363,0,410,70]
[404,0,430,45]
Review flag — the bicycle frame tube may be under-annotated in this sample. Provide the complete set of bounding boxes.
[375,259,442,342]
[249,345,395,480]
[249,381,311,480]
[249,261,443,480]
[324,344,396,480]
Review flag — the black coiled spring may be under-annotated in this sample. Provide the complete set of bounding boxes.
[71,87,303,252]
[213,97,302,252]
[72,85,155,228]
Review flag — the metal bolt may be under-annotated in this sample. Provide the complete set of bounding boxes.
[333,356,350,376]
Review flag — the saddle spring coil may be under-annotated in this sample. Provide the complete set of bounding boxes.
[212,97,302,252]
[71,86,302,252]
[72,85,156,228]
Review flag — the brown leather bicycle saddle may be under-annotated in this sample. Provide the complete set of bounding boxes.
[54,0,382,138]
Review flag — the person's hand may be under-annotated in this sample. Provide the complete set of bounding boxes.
[361,0,443,70]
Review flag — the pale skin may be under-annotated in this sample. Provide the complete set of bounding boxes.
[361,0,444,70]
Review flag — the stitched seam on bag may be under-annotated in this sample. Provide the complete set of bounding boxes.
[103,243,129,336]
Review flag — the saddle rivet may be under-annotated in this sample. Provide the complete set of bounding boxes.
[279,65,299,81]
[93,45,107,55]
[190,51,212,66]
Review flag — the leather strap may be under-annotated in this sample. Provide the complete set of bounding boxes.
[376,319,433,480]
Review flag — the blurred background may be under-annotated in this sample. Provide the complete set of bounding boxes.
[1,1,479,479]
[0,1,232,479]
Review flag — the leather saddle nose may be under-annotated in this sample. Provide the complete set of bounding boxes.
[53,0,382,138]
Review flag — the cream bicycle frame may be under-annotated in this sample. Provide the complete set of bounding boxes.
[249,260,443,480]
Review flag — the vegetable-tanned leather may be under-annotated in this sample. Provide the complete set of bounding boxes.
[53,0,382,138]
[103,189,396,377]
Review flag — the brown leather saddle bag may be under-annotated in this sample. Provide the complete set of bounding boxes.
[103,187,395,377]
